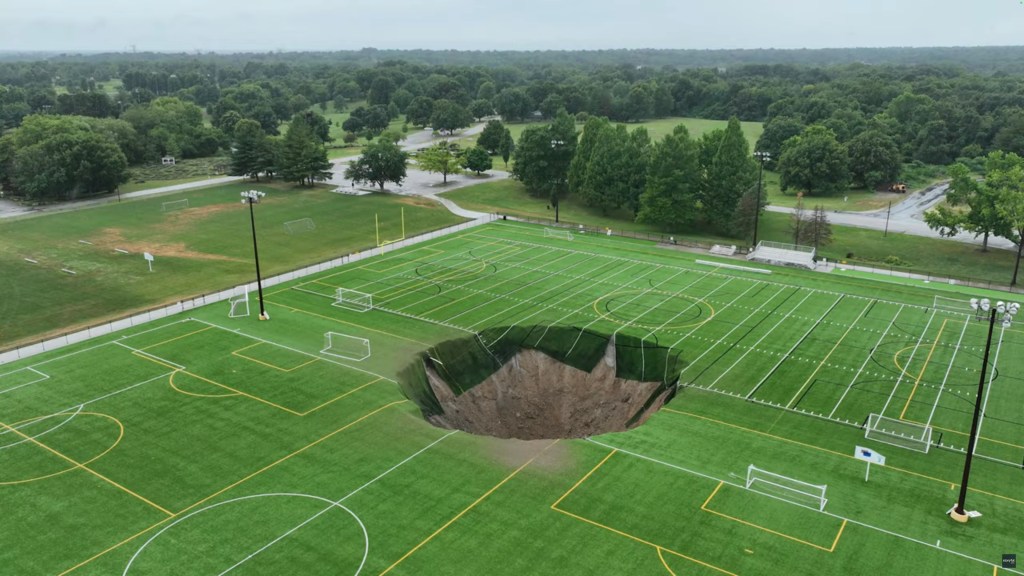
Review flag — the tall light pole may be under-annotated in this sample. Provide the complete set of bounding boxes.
[242,190,269,320]
[950,298,1018,522]
[753,151,771,247]
[550,139,566,224]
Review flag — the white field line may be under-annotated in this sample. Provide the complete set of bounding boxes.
[923,317,971,428]
[971,327,1006,452]
[678,286,790,382]
[609,270,720,339]
[113,341,187,370]
[643,280,755,344]
[439,251,612,325]
[392,244,577,314]
[698,290,815,392]
[828,305,905,418]
[585,437,1020,576]
[468,259,654,338]
[784,298,872,409]
[189,319,396,384]
[743,294,842,400]
[375,241,533,309]
[215,430,458,576]
[299,234,468,291]
[564,266,691,358]
[0,367,50,395]
[0,405,83,450]
[879,309,938,417]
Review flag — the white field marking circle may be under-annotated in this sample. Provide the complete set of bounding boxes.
[123,493,368,576]
[0,404,83,451]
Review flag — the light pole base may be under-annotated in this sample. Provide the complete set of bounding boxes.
[949,507,969,523]
[259,312,270,321]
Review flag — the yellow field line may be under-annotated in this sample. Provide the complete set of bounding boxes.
[130,351,180,372]
[657,547,678,576]
[168,370,238,398]
[0,421,174,516]
[231,343,320,372]
[380,439,559,575]
[700,481,842,552]
[298,377,385,416]
[899,319,947,420]
[663,408,1024,507]
[786,300,874,408]
[268,300,431,346]
[58,400,407,575]
[902,418,1024,451]
[139,325,213,351]
[551,449,617,508]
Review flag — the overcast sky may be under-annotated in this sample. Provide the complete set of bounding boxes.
[1,0,1023,52]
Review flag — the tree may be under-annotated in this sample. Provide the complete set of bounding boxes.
[280,114,332,186]
[803,205,834,249]
[924,155,1012,252]
[510,111,577,199]
[367,76,395,107]
[405,96,434,128]
[624,127,652,215]
[568,116,610,198]
[463,146,493,175]
[231,119,270,180]
[731,185,763,243]
[637,126,702,231]
[345,138,408,190]
[580,125,631,213]
[701,117,758,232]
[539,94,566,119]
[993,158,1024,284]
[477,119,506,153]
[430,99,472,134]
[498,128,514,168]
[469,99,494,120]
[417,141,463,183]
[846,130,900,189]
[494,88,533,121]
[754,116,805,169]
[778,125,850,197]
[790,195,808,245]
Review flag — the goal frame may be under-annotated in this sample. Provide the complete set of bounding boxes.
[745,464,828,511]
[228,289,250,318]
[321,332,371,361]
[864,413,932,453]
[332,288,373,312]
[543,227,573,241]
[284,218,316,235]
[932,295,971,313]
[161,199,189,212]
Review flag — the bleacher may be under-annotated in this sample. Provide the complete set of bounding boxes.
[746,241,816,270]
[709,244,737,256]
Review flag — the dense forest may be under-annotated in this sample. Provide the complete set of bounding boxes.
[2,47,1024,217]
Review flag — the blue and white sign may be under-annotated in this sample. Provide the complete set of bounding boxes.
[855,446,886,465]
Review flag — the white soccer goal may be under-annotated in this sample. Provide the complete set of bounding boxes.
[933,295,971,313]
[333,288,373,312]
[746,465,828,511]
[228,289,250,318]
[161,199,189,212]
[321,332,371,361]
[864,413,933,453]
[543,227,573,241]
[284,218,316,235]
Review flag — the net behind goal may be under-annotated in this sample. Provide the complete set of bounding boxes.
[933,295,971,313]
[284,218,316,234]
[543,227,573,241]
[321,332,370,361]
[161,199,189,212]
[333,288,373,312]
[746,465,828,511]
[864,413,932,453]
[228,289,249,318]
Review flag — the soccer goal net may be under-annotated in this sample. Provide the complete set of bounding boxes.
[746,465,828,511]
[333,288,373,312]
[228,289,250,318]
[321,332,371,361]
[284,218,316,235]
[933,295,971,313]
[544,227,573,241]
[864,413,932,453]
[161,199,189,212]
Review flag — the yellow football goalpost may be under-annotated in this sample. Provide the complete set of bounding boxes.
[375,208,405,247]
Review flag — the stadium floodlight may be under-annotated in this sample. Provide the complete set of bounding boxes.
[241,190,269,320]
[950,296,1018,523]
[753,151,771,247]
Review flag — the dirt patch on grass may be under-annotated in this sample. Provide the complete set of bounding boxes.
[393,196,441,208]
[90,228,243,262]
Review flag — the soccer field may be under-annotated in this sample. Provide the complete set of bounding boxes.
[2,221,1022,575]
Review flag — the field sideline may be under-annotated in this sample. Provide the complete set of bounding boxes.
[1,221,1021,575]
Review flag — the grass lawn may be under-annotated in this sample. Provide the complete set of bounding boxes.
[2,221,1021,575]
[0,183,464,347]
[442,179,1022,287]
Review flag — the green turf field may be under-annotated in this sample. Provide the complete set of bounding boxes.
[1,221,1021,575]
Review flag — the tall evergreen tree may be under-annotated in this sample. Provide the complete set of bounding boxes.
[580,124,630,213]
[624,127,652,216]
[701,117,757,233]
[498,128,514,168]
[281,114,332,186]
[230,119,269,180]
[637,126,701,230]
[568,116,610,198]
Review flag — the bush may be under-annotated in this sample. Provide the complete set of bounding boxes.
[342,131,358,144]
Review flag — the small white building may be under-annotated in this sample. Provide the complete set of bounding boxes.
[161,156,176,166]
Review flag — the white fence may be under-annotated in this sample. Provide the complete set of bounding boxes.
[0,215,496,366]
